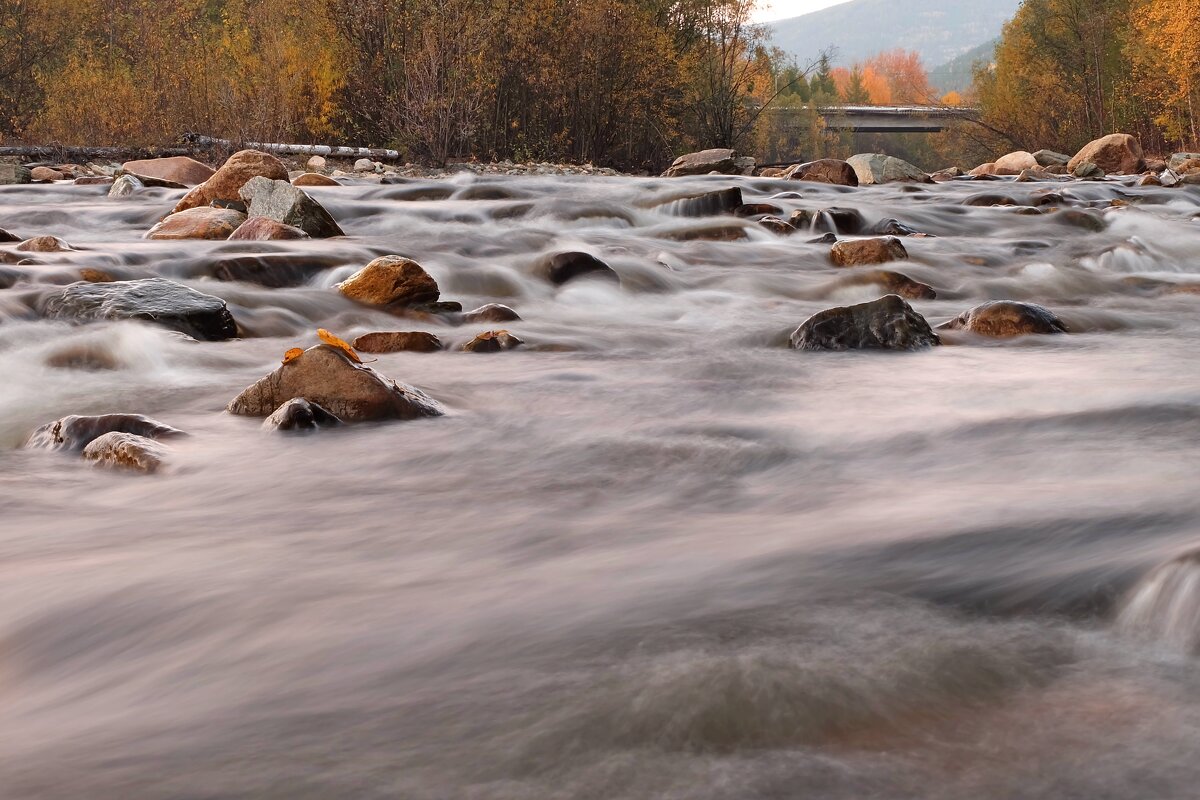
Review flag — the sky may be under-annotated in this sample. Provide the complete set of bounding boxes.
[753,0,853,23]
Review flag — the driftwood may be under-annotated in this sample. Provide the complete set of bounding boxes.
[183,134,402,161]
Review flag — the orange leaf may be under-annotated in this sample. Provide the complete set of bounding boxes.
[281,347,304,364]
[317,328,362,363]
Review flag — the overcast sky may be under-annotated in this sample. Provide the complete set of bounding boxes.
[753,0,853,23]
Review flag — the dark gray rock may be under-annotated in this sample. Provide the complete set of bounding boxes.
[536,252,618,285]
[790,294,940,351]
[660,187,743,217]
[261,398,342,431]
[26,413,184,452]
[238,176,344,238]
[847,153,930,184]
[40,278,238,340]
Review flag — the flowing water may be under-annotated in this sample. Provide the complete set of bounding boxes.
[2,172,1200,799]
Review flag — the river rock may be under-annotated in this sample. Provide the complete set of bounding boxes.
[783,159,858,186]
[462,303,521,323]
[847,153,929,184]
[830,237,908,267]
[758,216,793,235]
[108,174,144,197]
[227,216,310,241]
[0,228,22,242]
[0,165,32,184]
[970,162,998,177]
[790,294,940,351]
[1073,162,1105,179]
[293,173,341,187]
[199,253,340,288]
[227,344,444,421]
[1174,158,1200,175]
[353,331,443,353]
[1033,149,1071,167]
[837,270,936,300]
[354,158,377,172]
[30,166,65,182]
[871,218,924,236]
[1169,153,1200,171]
[662,148,738,177]
[16,235,73,252]
[121,156,214,187]
[82,432,169,473]
[261,398,341,431]
[40,277,238,340]
[1068,134,1143,175]
[938,300,1068,337]
[306,155,327,171]
[462,330,524,352]
[238,177,343,238]
[171,149,289,214]
[26,413,184,451]
[994,151,1039,175]
[337,256,439,306]
[536,251,618,285]
[145,206,247,240]
[789,207,865,235]
[661,187,743,217]
[735,203,783,217]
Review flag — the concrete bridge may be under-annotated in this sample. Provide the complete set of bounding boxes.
[776,105,980,134]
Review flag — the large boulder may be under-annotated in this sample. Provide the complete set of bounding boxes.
[847,153,929,184]
[145,206,247,240]
[227,216,310,241]
[660,187,743,217]
[261,398,341,432]
[830,237,908,267]
[783,159,859,186]
[662,148,738,177]
[353,331,443,353]
[226,344,444,422]
[82,432,169,473]
[336,256,439,306]
[535,251,618,285]
[121,156,215,187]
[171,149,289,214]
[238,176,344,238]
[994,151,1039,175]
[1169,152,1200,171]
[790,294,940,351]
[1068,134,1144,175]
[938,300,1068,337]
[0,164,32,185]
[26,413,184,451]
[40,277,238,340]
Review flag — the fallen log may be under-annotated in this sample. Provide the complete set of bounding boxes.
[183,134,401,162]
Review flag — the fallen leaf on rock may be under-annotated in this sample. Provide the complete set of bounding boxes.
[317,328,363,363]
[282,348,304,364]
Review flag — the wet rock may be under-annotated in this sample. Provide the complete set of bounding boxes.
[734,203,783,217]
[758,215,793,235]
[227,344,444,421]
[830,237,908,267]
[1069,134,1143,175]
[199,253,339,288]
[1058,209,1107,231]
[790,294,940,351]
[75,175,114,186]
[659,224,747,242]
[262,398,341,432]
[807,232,838,244]
[238,176,344,238]
[0,266,23,288]
[337,256,440,306]
[353,331,443,353]
[1169,152,1200,171]
[661,187,743,217]
[81,432,169,473]
[994,151,1039,175]
[1138,174,1163,187]
[16,235,73,253]
[930,167,964,180]
[1033,149,1072,167]
[789,207,865,234]
[462,303,521,324]
[963,193,1018,207]
[662,148,738,177]
[462,330,524,352]
[847,153,929,184]
[30,166,65,182]
[108,174,144,198]
[938,300,1068,337]
[40,277,238,340]
[172,149,290,214]
[1072,161,1105,179]
[145,206,247,240]
[26,413,183,452]
[293,172,341,187]
[783,158,858,186]
[0,227,22,242]
[227,216,310,241]
[758,167,786,178]
[870,218,923,236]
[0,164,32,184]
[121,156,214,187]
[79,268,115,283]
[837,270,936,300]
[1016,168,1056,182]
[536,251,619,285]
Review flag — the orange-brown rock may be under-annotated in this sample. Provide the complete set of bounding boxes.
[353,331,443,353]
[836,270,935,300]
[969,162,998,177]
[122,156,215,187]
[293,173,342,187]
[171,149,289,214]
[16,235,73,252]
[461,303,521,323]
[30,166,65,182]
[829,237,908,267]
[336,256,440,306]
[784,158,858,186]
[227,216,310,241]
[993,151,1039,175]
[1067,134,1144,175]
[938,301,1068,337]
[1176,158,1200,175]
[462,330,524,352]
[82,432,169,473]
[145,206,247,240]
[79,268,115,283]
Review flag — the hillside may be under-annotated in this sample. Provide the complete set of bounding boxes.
[768,0,1018,75]
[928,38,999,94]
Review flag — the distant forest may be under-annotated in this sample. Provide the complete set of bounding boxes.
[0,0,1197,168]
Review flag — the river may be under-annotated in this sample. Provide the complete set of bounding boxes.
[1,170,1199,798]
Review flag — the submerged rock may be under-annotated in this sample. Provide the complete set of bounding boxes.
[661,187,743,217]
[353,331,443,353]
[847,153,929,184]
[461,303,521,324]
[26,413,184,452]
[836,270,936,300]
[262,398,342,432]
[462,330,524,352]
[16,235,73,253]
[200,253,340,288]
[40,277,238,340]
[121,156,215,187]
[938,301,1068,337]
[536,251,619,285]
[82,432,169,473]
[783,158,858,186]
[789,207,865,235]
[758,215,794,235]
[238,176,344,238]
[172,149,289,214]
[227,344,444,421]
[662,148,738,177]
[108,174,144,198]
[227,216,310,241]
[1068,133,1144,175]
[337,256,440,306]
[0,227,22,243]
[830,237,908,267]
[790,294,940,351]
[145,206,247,240]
